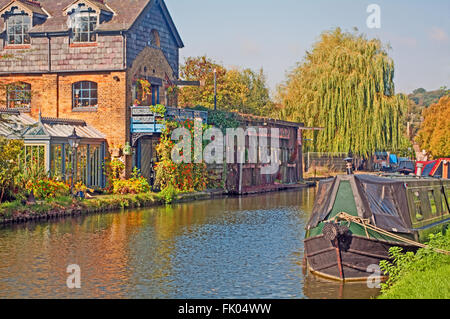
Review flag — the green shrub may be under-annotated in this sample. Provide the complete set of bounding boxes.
[379,264,450,299]
[112,168,151,195]
[159,184,179,204]
[0,138,23,202]
[379,231,450,298]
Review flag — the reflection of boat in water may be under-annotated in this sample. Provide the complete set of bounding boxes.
[304,171,450,282]
[302,271,381,299]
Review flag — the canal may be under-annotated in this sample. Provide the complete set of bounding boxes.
[0,188,380,299]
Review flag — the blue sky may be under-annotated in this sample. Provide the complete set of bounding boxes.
[165,0,450,95]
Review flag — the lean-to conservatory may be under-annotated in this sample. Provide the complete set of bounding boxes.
[0,110,106,189]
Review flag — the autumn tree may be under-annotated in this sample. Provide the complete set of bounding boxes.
[416,95,450,158]
[406,87,450,140]
[178,56,272,116]
[275,28,410,157]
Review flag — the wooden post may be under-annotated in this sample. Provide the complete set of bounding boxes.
[334,238,344,280]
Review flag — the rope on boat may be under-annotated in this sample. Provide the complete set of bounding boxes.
[329,212,450,256]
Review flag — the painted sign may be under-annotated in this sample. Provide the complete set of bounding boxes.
[132,116,156,124]
[131,107,163,134]
[132,107,156,116]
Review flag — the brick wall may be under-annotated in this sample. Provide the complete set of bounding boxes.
[57,72,127,148]
[126,46,176,107]
[0,71,127,148]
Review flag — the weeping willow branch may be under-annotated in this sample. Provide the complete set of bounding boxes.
[278,28,409,157]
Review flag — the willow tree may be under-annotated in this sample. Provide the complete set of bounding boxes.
[277,28,409,157]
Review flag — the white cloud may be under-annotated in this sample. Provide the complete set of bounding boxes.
[429,26,449,42]
[240,38,261,56]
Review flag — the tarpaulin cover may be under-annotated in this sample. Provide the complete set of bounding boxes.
[307,175,413,234]
[422,162,437,177]
[390,154,398,164]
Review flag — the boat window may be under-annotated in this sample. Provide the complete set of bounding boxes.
[413,191,424,221]
[428,190,437,215]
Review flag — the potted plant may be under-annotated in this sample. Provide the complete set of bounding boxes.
[123,142,132,156]
[150,104,166,119]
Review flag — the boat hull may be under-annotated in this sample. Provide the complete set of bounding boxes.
[304,233,418,282]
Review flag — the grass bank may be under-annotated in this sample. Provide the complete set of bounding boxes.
[0,193,163,225]
[378,230,450,299]
[0,189,228,226]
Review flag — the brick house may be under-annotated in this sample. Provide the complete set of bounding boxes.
[0,0,184,180]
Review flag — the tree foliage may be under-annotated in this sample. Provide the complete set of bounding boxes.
[0,137,23,202]
[155,119,211,196]
[409,87,449,108]
[416,95,450,158]
[275,28,410,157]
[178,56,273,116]
[406,87,450,141]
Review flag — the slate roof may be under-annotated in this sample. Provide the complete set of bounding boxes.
[0,109,105,140]
[0,0,48,17]
[25,118,105,140]
[0,0,183,47]
[0,109,36,139]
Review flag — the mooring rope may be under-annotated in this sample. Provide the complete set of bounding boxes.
[329,212,450,256]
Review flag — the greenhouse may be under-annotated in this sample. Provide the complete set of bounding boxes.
[0,110,106,189]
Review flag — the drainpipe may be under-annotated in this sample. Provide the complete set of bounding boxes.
[121,31,127,69]
[46,33,51,72]
[47,32,59,118]
[56,74,59,118]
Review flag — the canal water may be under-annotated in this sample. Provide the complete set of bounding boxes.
[0,189,380,299]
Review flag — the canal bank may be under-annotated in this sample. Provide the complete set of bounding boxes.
[0,183,315,227]
[377,230,450,299]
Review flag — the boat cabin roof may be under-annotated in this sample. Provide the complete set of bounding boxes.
[307,174,450,234]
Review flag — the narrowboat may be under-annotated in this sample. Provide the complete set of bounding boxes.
[304,170,450,282]
[415,158,450,179]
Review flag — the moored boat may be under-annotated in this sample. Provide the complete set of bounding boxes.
[304,172,450,282]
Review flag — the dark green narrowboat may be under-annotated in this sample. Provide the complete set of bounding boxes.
[304,174,450,282]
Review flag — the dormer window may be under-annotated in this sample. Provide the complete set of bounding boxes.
[4,8,31,45]
[6,12,30,45]
[65,0,114,44]
[0,1,49,47]
[71,11,97,43]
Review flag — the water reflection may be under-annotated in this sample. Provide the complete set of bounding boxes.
[0,188,379,299]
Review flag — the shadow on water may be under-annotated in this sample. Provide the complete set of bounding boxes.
[0,188,380,299]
